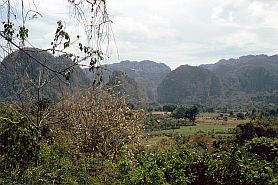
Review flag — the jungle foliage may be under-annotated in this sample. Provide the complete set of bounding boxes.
[0,99,277,184]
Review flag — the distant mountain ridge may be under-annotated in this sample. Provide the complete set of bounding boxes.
[2,50,277,108]
[157,65,222,105]
[158,54,278,108]
[201,54,278,94]
[84,60,171,102]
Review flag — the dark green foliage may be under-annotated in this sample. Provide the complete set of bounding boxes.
[217,147,276,185]
[171,106,199,125]
[118,149,217,185]
[236,112,245,120]
[245,137,278,162]
[235,117,278,144]
[206,107,214,113]
[0,105,93,184]
[235,123,256,144]
[172,106,188,119]
[187,106,199,125]
[0,115,40,173]
[145,116,185,131]
[0,141,95,185]
[116,144,278,185]
[17,143,95,185]
[162,104,177,112]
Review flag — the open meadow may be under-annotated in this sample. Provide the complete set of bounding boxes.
[146,112,249,147]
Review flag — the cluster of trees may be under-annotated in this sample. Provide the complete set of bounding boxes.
[171,106,199,125]
[145,117,186,131]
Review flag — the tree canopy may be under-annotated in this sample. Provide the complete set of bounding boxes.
[171,106,199,125]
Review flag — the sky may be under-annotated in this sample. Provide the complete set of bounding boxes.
[2,0,278,69]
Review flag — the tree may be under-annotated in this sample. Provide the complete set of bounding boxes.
[163,104,177,112]
[0,111,40,174]
[171,106,199,125]
[236,112,245,120]
[187,106,199,125]
[171,106,187,119]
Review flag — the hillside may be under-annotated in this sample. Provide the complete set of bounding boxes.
[106,70,149,107]
[201,55,278,94]
[158,55,278,108]
[84,60,171,101]
[0,48,89,102]
[157,65,222,105]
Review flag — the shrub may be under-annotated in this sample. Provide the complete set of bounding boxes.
[212,146,276,185]
[245,137,278,162]
[0,115,40,174]
[235,116,278,144]
[49,88,145,160]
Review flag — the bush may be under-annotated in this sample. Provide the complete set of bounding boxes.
[18,142,95,185]
[235,116,278,144]
[117,148,218,185]
[0,115,40,174]
[49,88,145,160]
[218,147,275,185]
[245,137,278,162]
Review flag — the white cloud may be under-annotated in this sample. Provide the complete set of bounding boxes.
[107,0,278,68]
[2,0,278,69]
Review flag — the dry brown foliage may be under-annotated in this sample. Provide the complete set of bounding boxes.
[48,87,145,160]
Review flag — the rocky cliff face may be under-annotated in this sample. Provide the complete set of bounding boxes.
[158,55,278,108]
[0,48,89,102]
[84,60,171,102]
[157,65,222,104]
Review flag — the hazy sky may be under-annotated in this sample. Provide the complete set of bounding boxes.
[108,0,278,68]
[2,0,278,69]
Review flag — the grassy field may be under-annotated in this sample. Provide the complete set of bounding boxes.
[197,112,250,126]
[154,124,235,135]
[146,112,247,146]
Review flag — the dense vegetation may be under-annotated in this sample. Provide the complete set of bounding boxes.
[1,94,277,184]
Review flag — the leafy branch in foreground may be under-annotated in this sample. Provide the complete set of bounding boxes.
[0,0,112,81]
